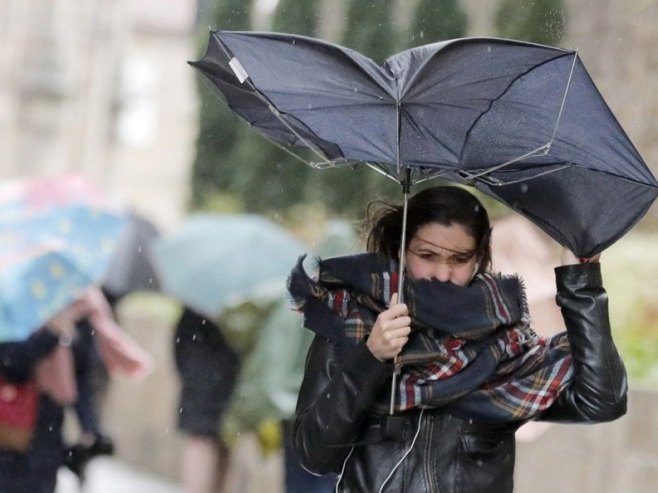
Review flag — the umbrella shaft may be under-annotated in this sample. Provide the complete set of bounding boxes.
[396,172,411,304]
[390,170,411,415]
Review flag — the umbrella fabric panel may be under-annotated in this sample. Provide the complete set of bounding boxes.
[463,55,653,184]
[395,39,571,169]
[1,250,96,342]
[191,35,346,161]
[193,31,400,165]
[476,166,658,257]
[0,206,126,342]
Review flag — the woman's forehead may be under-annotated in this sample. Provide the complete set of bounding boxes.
[411,222,476,252]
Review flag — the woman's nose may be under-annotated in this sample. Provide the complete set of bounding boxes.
[433,263,452,282]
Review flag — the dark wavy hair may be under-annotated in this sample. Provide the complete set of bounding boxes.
[365,186,492,275]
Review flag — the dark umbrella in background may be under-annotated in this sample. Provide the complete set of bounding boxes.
[102,212,161,301]
[190,31,658,414]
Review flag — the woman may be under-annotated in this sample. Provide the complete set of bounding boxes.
[288,186,627,492]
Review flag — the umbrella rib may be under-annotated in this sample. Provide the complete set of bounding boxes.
[218,39,335,167]
[548,51,579,146]
[247,88,335,166]
[472,164,571,186]
[256,130,331,168]
[459,143,551,181]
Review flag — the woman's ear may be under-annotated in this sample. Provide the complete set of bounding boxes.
[472,261,480,280]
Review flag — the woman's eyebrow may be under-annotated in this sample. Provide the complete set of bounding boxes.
[412,234,472,255]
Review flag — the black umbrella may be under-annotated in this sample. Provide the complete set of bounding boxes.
[190,31,657,260]
[190,31,658,416]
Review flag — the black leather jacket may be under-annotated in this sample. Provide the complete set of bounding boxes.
[293,263,628,492]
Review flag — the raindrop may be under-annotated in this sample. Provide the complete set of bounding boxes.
[137,245,142,253]
[192,334,197,341]
[520,184,528,193]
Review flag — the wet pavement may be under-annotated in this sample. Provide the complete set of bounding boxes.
[55,456,181,493]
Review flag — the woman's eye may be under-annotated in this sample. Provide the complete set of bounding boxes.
[450,255,472,265]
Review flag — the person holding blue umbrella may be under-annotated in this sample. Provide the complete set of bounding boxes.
[0,288,115,492]
[0,174,152,492]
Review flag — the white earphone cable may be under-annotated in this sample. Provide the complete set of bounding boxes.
[334,446,355,493]
[377,409,425,493]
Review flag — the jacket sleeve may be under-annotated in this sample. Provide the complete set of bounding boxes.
[539,263,628,423]
[292,335,392,474]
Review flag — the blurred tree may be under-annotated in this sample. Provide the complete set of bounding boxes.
[190,0,252,209]
[299,0,403,215]
[494,0,567,46]
[406,0,468,48]
[272,0,320,35]
[342,0,398,64]
[218,0,323,212]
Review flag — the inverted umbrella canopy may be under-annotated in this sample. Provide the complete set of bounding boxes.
[0,176,127,342]
[190,31,658,257]
[149,213,306,319]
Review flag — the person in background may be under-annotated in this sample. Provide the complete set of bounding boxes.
[62,310,116,479]
[173,307,240,493]
[288,185,627,492]
[0,321,72,493]
[0,287,153,493]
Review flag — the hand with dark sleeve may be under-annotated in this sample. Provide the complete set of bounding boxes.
[293,337,392,474]
[539,254,628,423]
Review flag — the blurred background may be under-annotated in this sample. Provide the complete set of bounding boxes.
[1,0,657,492]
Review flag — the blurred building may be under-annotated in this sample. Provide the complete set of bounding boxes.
[0,0,198,230]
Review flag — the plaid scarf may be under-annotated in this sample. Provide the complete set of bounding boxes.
[288,253,573,422]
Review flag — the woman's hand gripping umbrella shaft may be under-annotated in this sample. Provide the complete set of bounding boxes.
[366,293,411,363]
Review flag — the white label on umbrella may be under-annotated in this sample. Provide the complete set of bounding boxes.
[229,57,249,84]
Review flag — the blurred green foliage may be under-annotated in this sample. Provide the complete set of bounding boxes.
[494,0,566,45]
[603,231,658,386]
[406,0,468,48]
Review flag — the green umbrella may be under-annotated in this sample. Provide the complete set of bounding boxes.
[149,213,306,319]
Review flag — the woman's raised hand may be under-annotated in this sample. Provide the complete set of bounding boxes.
[561,248,602,266]
[366,292,411,362]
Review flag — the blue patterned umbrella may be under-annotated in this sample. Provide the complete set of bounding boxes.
[0,176,127,342]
